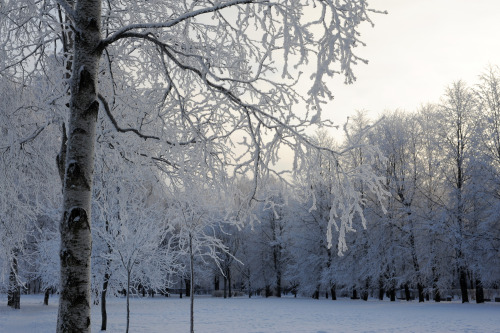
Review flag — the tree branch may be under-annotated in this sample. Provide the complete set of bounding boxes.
[97,93,160,141]
[54,0,76,23]
[98,0,268,51]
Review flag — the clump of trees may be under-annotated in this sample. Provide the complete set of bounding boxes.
[1,0,387,331]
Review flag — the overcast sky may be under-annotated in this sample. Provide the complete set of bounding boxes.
[324,0,500,127]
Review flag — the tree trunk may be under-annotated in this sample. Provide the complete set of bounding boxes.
[378,279,384,301]
[330,285,336,300]
[404,283,411,301]
[475,279,484,304]
[389,288,395,302]
[126,270,131,333]
[417,283,425,303]
[185,279,191,298]
[227,268,232,298]
[8,257,20,309]
[57,1,102,332]
[214,275,219,291]
[275,270,282,298]
[101,272,109,331]
[223,275,227,299]
[44,288,50,306]
[265,285,272,298]
[189,233,195,333]
[459,268,469,303]
[247,275,252,298]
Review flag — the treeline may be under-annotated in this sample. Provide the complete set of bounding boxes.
[219,67,500,303]
[2,67,500,319]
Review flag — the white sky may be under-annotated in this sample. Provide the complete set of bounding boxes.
[324,0,500,127]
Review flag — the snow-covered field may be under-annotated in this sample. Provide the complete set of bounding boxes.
[1,294,499,332]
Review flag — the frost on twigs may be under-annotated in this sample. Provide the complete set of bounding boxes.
[293,127,387,256]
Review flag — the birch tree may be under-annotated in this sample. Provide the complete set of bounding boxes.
[2,0,385,330]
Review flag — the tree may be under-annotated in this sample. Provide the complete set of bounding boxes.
[374,111,426,302]
[436,81,479,303]
[96,181,174,333]
[0,79,61,309]
[167,176,239,333]
[2,1,384,330]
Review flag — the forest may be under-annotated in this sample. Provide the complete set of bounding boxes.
[1,0,500,332]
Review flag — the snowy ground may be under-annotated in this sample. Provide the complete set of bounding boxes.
[0,294,499,332]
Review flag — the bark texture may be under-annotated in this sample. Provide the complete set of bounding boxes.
[57,0,102,332]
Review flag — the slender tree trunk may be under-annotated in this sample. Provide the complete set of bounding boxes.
[223,274,227,299]
[276,270,282,298]
[247,273,252,298]
[101,272,109,331]
[475,279,484,304]
[214,275,219,291]
[459,268,469,303]
[44,288,50,306]
[185,279,191,298]
[189,233,195,333]
[228,268,232,298]
[432,267,441,302]
[126,270,131,333]
[8,256,20,309]
[57,1,102,332]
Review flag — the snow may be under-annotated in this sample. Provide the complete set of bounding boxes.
[1,294,499,332]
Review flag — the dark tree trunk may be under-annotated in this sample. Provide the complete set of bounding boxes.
[214,275,219,291]
[223,275,227,299]
[362,279,369,301]
[417,283,425,302]
[404,283,411,301]
[126,271,131,333]
[330,285,336,300]
[378,279,384,301]
[265,285,272,298]
[247,276,252,298]
[434,289,441,302]
[101,272,109,331]
[459,269,469,303]
[389,288,395,302]
[44,288,50,306]
[227,268,232,298]
[275,270,282,298]
[433,272,441,302]
[185,279,191,297]
[352,288,358,300]
[475,279,484,304]
[8,257,20,309]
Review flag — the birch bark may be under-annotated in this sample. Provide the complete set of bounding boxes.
[57,0,102,331]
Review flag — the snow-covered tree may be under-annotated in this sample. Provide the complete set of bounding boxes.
[436,81,480,303]
[2,1,386,329]
[0,79,61,309]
